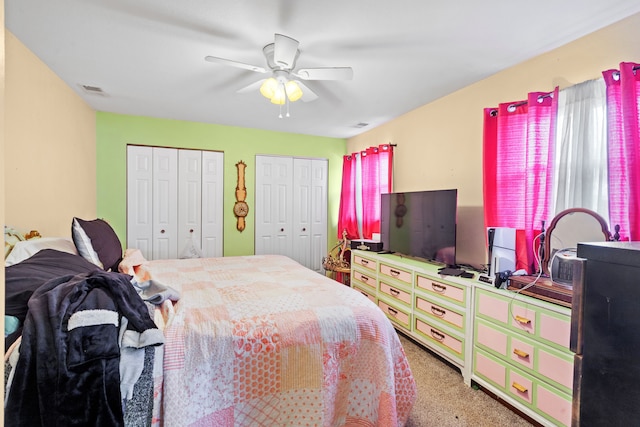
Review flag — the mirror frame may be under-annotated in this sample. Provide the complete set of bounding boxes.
[542,207,612,276]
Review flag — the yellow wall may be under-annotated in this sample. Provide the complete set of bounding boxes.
[347,12,640,267]
[4,31,96,237]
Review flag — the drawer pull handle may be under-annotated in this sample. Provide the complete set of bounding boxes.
[387,307,398,316]
[361,276,369,282]
[430,329,445,341]
[515,315,531,325]
[431,306,446,317]
[431,283,447,293]
[390,269,401,277]
[513,348,529,358]
[361,259,369,265]
[361,292,369,298]
[390,288,400,297]
[512,382,528,393]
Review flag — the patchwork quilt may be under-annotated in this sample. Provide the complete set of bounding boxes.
[141,254,416,427]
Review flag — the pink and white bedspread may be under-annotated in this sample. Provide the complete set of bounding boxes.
[142,254,416,427]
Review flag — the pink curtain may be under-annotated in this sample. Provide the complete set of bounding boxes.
[604,62,640,241]
[337,144,394,240]
[483,88,558,273]
[362,144,393,239]
[337,154,359,239]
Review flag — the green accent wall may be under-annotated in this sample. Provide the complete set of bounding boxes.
[96,112,346,256]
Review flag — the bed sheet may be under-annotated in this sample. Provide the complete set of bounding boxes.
[142,254,416,427]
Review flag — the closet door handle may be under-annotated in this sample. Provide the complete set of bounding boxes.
[280,228,284,232]
[302,228,306,231]
[160,229,165,234]
[189,229,194,233]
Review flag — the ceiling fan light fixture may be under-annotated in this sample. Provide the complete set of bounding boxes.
[270,85,287,105]
[285,80,303,102]
[260,77,278,99]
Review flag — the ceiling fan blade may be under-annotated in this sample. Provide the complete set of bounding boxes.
[295,81,319,102]
[205,56,266,73]
[294,67,354,81]
[273,34,300,69]
[236,79,266,94]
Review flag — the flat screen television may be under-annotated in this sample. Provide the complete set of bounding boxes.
[380,189,457,266]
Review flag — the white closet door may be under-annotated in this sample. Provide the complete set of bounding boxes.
[309,159,328,273]
[178,150,202,255]
[255,155,294,258]
[126,146,153,259]
[153,148,178,260]
[292,159,312,268]
[292,158,327,272]
[201,151,224,258]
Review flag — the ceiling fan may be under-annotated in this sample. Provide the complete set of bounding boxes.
[205,34,353,114]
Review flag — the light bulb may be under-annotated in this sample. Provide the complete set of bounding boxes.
[286,80,303,102]
[270,84,286,105]
[260,78,278,99]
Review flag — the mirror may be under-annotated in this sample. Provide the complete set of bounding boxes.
[542,208,612,277]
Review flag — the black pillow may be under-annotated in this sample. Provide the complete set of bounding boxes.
[71,217,123,271]
[5,249,99,324]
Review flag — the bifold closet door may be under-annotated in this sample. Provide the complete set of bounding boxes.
[178,150,202,256]
[127,146,223,260]
[292,159,328,273]
[152,148,179,259]
[255,155,294,260]
[127,146,178,260]
[255,155,327,272]
[126,145,154,258]
[200,151,224,257]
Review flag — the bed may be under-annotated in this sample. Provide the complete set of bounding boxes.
[4,221,417,426]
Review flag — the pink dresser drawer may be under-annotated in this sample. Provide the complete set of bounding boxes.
[378,300,410,328]
[354,286,376,304]
[537,347,574,390]
[352,271,375,290]
[380,281,411,305]
[475,351,506,388]
[379,263,412,285]
[416,297,464,329]
[510,337,534,371]
[539,311,570,349]
[476,321,508,356]
[415,318,463,356]
[509,370,533,404]
[416,276,465,305]
[353,255,376,272]
[508,305,536,335]
[476,291,509,324]
[537,381,572,427]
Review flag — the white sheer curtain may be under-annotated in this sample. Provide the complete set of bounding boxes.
[553,78,609,218]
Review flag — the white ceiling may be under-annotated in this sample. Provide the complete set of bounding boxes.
[6,1,640,139]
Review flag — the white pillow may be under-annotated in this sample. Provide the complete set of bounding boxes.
[4,237,78,267]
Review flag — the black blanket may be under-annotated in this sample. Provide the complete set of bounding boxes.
[5,270,163,427]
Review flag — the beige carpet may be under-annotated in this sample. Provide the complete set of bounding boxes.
[399,333,537,427]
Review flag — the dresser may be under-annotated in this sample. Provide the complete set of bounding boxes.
[473,286,573,427]
[351,250,474,385]
[350,249,576,426]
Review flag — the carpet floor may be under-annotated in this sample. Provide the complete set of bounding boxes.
[399,333,538,427]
